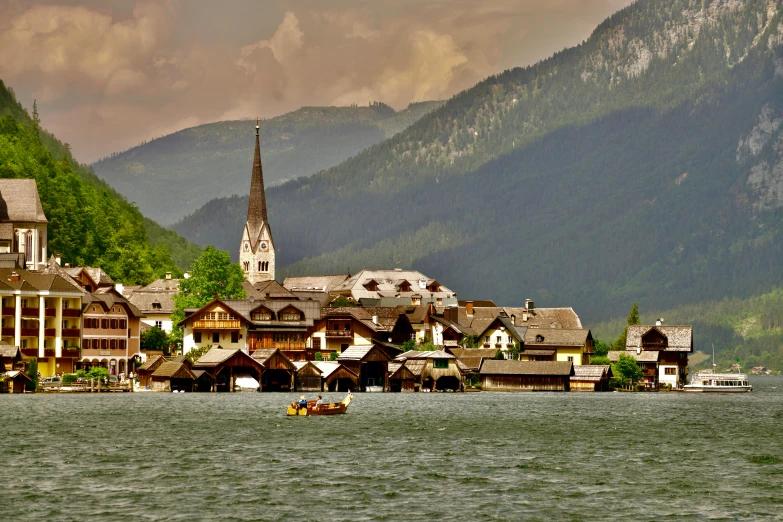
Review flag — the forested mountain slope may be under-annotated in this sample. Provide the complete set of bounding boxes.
[173,0,783,324]
[93,101,443,225]
[0,80,200,283]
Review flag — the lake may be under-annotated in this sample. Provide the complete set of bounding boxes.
[2,377,782,521]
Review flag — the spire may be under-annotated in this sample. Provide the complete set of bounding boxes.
[246,118,268,247]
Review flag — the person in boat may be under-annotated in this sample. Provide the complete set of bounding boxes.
[298,395,308,412]
[315,395,324,409]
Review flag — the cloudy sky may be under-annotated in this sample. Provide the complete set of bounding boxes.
[0,0,632,163]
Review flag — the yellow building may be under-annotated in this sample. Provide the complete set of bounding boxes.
[521,328,594,366]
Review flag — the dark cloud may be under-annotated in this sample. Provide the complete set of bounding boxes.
[0,0,632,162]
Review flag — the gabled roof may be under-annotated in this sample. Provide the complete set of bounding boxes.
[403,359,426,377]
[0,268,84,294]
[293,361,323,374]
[0,342,21,358]
[84,267,115,286]
[572,365,613,382]
[0,179,47,223]
[388,362,416,380]
[479,360,574,376]
[394,350,455,361]
[337,345,391,362]
[193,347,240,366]
[446,348,499,372]
[523,328,591,347]
[137,354,166,372]
[152,361,196,380]
[178,299,250,327]
[243,279,297,300]
[83,291,144,318]
[475,316,527,343]
[331,269,456,301]
[283,274,350,292]
[503,307,583,329]
[251,348,296,371]
[608,350,660,363]
[626,325,693,352]
[320,306,407,333]
[313,361,358,380]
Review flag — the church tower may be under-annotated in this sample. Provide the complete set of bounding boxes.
[239,120,275,284]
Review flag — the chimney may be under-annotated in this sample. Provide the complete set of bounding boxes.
[522,309,529,322]
[8,271,20,282]
[55,253,62,266]
[656,318,663,326]
[64,263,71,268]
[184,271,190,279]
[372,315,378,325]
[115,283,124,295]
[466,301,473,316]
[165,272,172,280]
[510,314,516,326]
[525,299,535,311]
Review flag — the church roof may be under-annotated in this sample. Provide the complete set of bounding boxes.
[245,123,269,249]
[0,179,48,223]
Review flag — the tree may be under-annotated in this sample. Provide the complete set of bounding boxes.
[460,334,478,348]
[402,338,416,352]
[593,339,612,358]
[508,342,521,360]
[614,302,641,350]
[330,296,356,307]
[170,246,246,343]
[184,344,212,363]
[590,355,611,365]
[26,358,38,391]
[141,327,169,354]
[613,353,643,384]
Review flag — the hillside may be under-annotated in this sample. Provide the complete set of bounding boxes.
[173,0,783,327]
[591,288,783,372]
[0,80,200,283]
[92,101,444,225]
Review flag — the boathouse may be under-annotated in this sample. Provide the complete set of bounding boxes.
[150,361,197,392]
[293,361,322,392]
[251,348,296,391]
[394,350,462,391]
[314,361,359,392]
[479,360,574,392]
[136,354,166,388]
[193,347,264,392]
[388,362,416,392]
[3,369,31,393]
[571,365,612,392]
[337,345,391,391]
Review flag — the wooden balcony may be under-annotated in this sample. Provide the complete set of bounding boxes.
[2,306,15,315]
[1,327,14,336]
[44,328,56,337]
[61,348,80,358]
[45,308,56,317]
[62,309,81,318]
[62,328,81,338]
[21,328,39,337]
[325,330,353,339]
[21,348,39,357]
[443,340,458,346]
[21,307,40,317]
[192,320,240,330]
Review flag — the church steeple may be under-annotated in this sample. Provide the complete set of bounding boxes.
[246,118,268,248]
[240,119,275,284]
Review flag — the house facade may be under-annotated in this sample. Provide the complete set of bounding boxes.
[0,179,48,271]
[521,328,594,366]
[619,324,693,388]
[311,306,414,356]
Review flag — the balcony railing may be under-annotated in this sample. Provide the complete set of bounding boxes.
[62,309,81,318]
[62,328,81,338]
[62,348,81,358]
[325,330,353,339]
[443,340,458,346]
[45,308,56,317]
[192,320,240,330]
[44,328,56,336]
[21,328,39,337]
[1,327,14,336]
[21,307,40,317]
[2,306,15,315]
[21,348,38,357]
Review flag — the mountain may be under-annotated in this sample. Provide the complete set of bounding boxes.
[0,80,200,283]
[172,0,783,328]
[92,101,444,225]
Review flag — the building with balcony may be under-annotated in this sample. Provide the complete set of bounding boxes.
[0,179,48,271]
[608,323,693,388]
[79,288,145,376]
[0,268,84,376]
[311,306,414,357]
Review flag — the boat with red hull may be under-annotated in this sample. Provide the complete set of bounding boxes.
[287,393,353,416]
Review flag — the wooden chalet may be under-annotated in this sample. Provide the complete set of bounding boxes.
[388,362,416,392]
[136,354,166,388]
[447,348,502,374]
[479,360,574,392]
[192,347,264,392]
[311,307,414,357]
[571,365,612,392]
[626,324,692,388]
[0,342,22,372]
[394,350,462,391]
[150,361,197,392]
[3,370,31,393]
[337,345,391,391]
[314,361,359,392]
[608,350,661,388]
[475,314,527,356]
[292,361,322,392]
[251,348,296,391]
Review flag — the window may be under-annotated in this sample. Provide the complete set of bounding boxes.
[212,332,220,343]
[101,319,109,329]
[665,367,677,375]
[243,261,249,272]
[433,359,448,369]
[120,340,126,350]
[155,321,162,329]
[101,339,108,349]
[496,336,502,344]
[485,336,490,343]
[63,300,69,309]
[231,332,239,343]
[312,337,321,350]
[253,311,271,321]
[152,302,162,310]
[110,339,117,349]
[281,312,300,321]
[567,356,574,362]
[110,319,118,330]
[120,319,127,330]
[194,332,202,343]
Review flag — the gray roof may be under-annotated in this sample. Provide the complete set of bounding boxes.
[0,252,24,268]
[331,269,455,302]
[337,346,374,361]
[152,361,195,379]
[293,361,322,374]
[193,347,240,366]
[394,350,455,361]
[572,365,612,381]
[136,354,165,372]
[321,306,405,333]
[479,360,574,376]
[403,359,426,376]
[0,179,47,223]
[502,307,583,329]
[476,315,527,343]
[313,361,358,379]
[0,268,85,294]
[221,298,321,326]
[0,342,20,358]
[128,290,176,314]
[608,350,660,363]
[626,325,693,352]
[283,274,350,292]
[524,328,591,347]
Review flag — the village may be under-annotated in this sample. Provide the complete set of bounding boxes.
[0,124,694,395]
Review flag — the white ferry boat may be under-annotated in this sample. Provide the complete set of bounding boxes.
[683,371,752,392]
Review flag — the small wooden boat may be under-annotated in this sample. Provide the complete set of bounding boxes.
[286,393,353,416]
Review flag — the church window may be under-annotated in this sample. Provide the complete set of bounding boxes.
[25,231,33,263]
[258,261,262,271]
[243,261,249,272]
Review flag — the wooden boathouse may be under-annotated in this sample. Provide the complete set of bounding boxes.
[293,361,323,392]
[193,347,264,392]
[388,362,416,392]
[479,360,574,392]
[149,361,197,392]
[337,345,391,391]
[251,348,296,391]
[314,361,359,392]
[136,354,166,388]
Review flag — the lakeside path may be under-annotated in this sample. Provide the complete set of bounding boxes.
[2,377,782,520]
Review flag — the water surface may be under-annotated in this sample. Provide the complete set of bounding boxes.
[2,377,782,520]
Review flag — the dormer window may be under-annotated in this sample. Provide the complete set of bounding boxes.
[428,281,440,292]
[363,280,378,291]
[252,309,272,321]
[152,301,162,310]
[280,311,301,321]
[535,334,544,343]
[398,280,411,292]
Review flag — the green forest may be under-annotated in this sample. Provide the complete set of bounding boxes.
[0,80,200,284]
[170,0,783,369]
[92,100,444,225]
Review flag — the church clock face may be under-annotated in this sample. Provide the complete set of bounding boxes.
[260,241,268,251]
[244,241,250,251]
